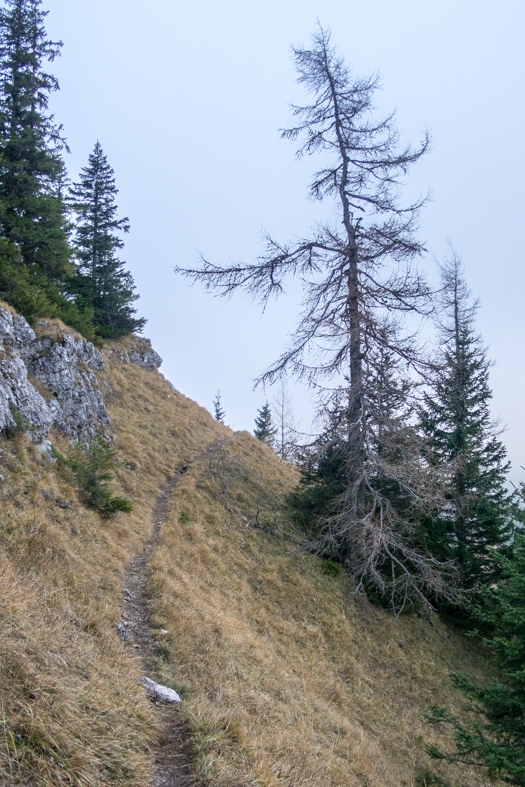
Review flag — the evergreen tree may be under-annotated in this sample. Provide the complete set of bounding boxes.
[290,326,454,612]
[213,389,225,424]
[0,0,78,323]
[287,407,347,538]
[426,534,525,785]
[254,402,276,446]
[420,253,513,586]
[68,142,145,338]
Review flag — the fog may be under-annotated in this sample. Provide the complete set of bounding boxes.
[45,0,525,477]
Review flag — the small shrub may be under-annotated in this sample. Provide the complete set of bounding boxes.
[155,643,171,662]
[179,510,191,524]
[104,496,134,514]
[3,406,31,437]
[52,435,133,518]
[322,559,342,577]
[415,770,451,787]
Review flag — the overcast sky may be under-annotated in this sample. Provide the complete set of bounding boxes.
[44,0,525,476]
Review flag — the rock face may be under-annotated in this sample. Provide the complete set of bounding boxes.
[0,307,161,452]
[25,332,109,439]
[110,339,162,370]
[0,310,54,450]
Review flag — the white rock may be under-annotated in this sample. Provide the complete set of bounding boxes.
[26,332,108,438]
[140,676,181,703]
[0,306,166,450]
[0,307,109,444]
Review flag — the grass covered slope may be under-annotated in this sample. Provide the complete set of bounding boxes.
[149,435,495,787]
[0,322,496,786]
[0,326,228,785]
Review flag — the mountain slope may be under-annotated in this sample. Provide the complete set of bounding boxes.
[0,319,496,787]
[148,435,493,787]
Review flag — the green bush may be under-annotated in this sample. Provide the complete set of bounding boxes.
[415,771,450,787]
[53,435,133,518]
[10,407,30,434]
[322,559,342,577]
[2,406,33,438]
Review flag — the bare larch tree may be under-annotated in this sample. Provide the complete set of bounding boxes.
[175,26,457,613]
[272,380,298,462]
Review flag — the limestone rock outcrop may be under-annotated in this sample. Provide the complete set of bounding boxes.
[110,339,162,370]
[0,308,110,451]
[0,307,163,453]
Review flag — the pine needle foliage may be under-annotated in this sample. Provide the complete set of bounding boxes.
[0,0,94,337]
[287,422,347,537]
[213,389,226,424]
[419,253,514,588]
[290,331,457,613]
[254,402,276,446]
[426,534,525,785]
[53,435,133,517]
[68,142,145,338]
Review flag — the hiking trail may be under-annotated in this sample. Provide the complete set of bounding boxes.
[120,469,195,787]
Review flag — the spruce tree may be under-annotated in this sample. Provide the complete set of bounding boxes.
[254,402,276,446]
[287,409,347,537]
[426,534,525,785]
[290,326,454,612]
[68,142,145,338]
[0,0,77,323]
[213,390,225,424]
[420,253,513,586]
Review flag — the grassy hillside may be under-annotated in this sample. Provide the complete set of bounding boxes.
[0,323,496,786]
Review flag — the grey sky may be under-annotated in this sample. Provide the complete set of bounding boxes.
[45,0,525,475]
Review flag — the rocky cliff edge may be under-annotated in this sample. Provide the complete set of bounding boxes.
[0,305,162,453]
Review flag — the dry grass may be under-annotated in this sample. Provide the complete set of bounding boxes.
[0,326,499,786]
[149,434,497,787]
[0,335,227,785]
[0,298,17,315]
[0,434,155,785]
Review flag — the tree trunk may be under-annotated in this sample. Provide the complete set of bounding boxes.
[346,241,364,489]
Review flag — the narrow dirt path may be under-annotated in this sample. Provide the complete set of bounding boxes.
[120,469,195,787]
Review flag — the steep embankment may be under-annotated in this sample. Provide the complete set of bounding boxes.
[0,311,228,786]
[0,312,495,787]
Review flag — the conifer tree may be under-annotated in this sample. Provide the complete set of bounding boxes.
[426,534,525,785]
[0,0,82,326]
[213,390,225,424]
[68,142,145,338]
[287,406,347,537]
[254,402,276,446]
[420,253,513,586]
